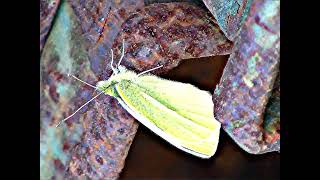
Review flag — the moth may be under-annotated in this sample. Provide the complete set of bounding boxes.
[57,41,221,158]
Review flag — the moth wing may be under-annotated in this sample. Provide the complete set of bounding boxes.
[115,77,220,158]
[135,75,220,130]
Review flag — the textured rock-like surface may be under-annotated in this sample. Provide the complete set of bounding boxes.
[212,0,280,154]
[69,0,145,81]
[202,0,252,41]
[112,2,233,74]
[145,0,204,6]
[40,2,139,179]
[40,0,60,52]
[69,0,144,48]
[263,73,280,151]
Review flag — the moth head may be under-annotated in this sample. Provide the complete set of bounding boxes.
[96,80,118,97]
[96,80,111,91]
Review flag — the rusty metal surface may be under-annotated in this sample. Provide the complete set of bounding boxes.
[40,0,60,52]
[201,0,252,41]
[69,0,145,81]
[112,2,233,74]
[212,0,280,154]
[40,1,140,179]
[263,73,280,151]
[69,0,144,48]
[144,0,204,6]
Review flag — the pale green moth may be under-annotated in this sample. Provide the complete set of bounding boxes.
[57,41,221,158]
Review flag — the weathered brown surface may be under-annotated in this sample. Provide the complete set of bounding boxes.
[69,0,144,48]
[40,1,141,179]
[40,0,60,52]
[69,0,145,80]
[212,0,280,154]
[66,96,139,179]
[112,2,233,74]
[263,73,280,150]
[145,0,204,6]
[201,0,253,41]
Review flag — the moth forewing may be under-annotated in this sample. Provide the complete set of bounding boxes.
[114,75,221,158]
[115,92,218,159]
[133,75,217,128]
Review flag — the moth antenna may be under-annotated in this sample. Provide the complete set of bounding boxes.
[67,74,98,89]
[117,39,125,67]
[137,65,164,76]
[56,91,104,127]
[110,49,116,73]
